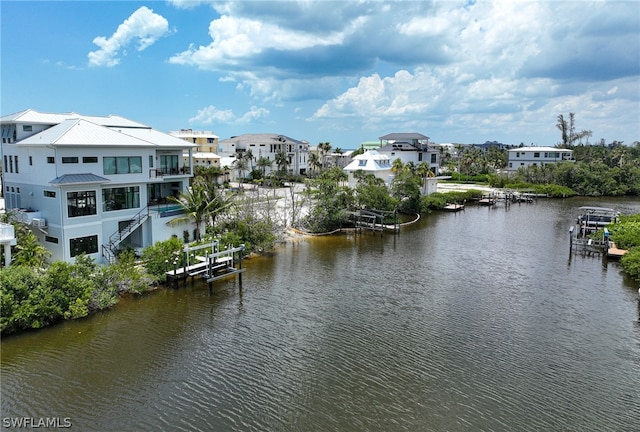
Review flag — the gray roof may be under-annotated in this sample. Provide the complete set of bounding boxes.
[50,173,111,186]
[379,132,430,141]
[1,108,148,128]
[219,133,307,146]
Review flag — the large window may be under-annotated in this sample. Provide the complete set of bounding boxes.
[103,156,142,174]
[102,186,140,211]
[67,191,97,217]
[62,157,79,164]
[160,155,179,174]
[70,235,98,257]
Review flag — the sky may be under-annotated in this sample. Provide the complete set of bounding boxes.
[1,1,639,149]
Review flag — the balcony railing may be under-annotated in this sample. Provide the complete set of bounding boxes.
[149,167,191,178]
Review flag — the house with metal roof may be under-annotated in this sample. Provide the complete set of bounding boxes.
[507,146,574,173]
[1,109,197,264]
[343,150,392,187]
[376,132,441,175]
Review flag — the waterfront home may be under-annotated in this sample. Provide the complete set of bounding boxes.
[1,109,197,264]
[217,134,310,176]
[376,133,441,175]
[507,146,574,173]
[169,129,222,172]
[343,150,392,187]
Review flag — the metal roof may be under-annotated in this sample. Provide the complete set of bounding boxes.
[50,173,111,186]
[118,127,197,148]
[0,108,148,128]
[379,132,430,141]
[18,119,158,147]
[219,133,307,146]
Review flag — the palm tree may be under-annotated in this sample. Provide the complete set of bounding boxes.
[167,180,235,241]
[416,162,434,195]
[275,150,289,177]
[308,152,321,176]
[233,158,249,188]
[318,142,332,169]
[391,158,404,174]
[243,149,254,171]
[256,156,272,180]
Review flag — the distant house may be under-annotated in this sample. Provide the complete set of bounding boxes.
[169,129,221,170]
[343,150,392,187]
[1,109,197,264]
[217,133,309,176]
[507,147,574,173]
[376,132,440,175]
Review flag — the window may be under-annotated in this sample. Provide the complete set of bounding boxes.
[149,155,153,168]
[23,125,32,132]
[44,190,56,198]
[83,156,98,163]
[45,236,59,244]
[29,156,33,166]
[47,156,55,164]
[359,160,367,166]
[103,156,142,174]
[70,235,98,257]
[160,155,179,174]
[67,190,97,217]
[62,157,79,164]
[207,138,215,143]
[102,186,140,211]
[534,152,540,158]
[9,155,13,173]
[431,153,437,164]
[418,153,423,162]
[3,155,6,171]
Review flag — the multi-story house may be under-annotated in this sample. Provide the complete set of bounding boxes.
[343,150,392,187]
[1,109,197,264]
[169,129,222,170]
[217,134,309,176]
[376,133,441,175]
[507,146,574,173]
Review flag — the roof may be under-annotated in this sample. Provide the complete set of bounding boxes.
[508,146,572,152]
[50,173,111,186]
[379,132,430,141]
[344,150,391,172]
[1,108,148,128]
[219,133,307,146]
[118,127,197,148]
[18,119,158,147]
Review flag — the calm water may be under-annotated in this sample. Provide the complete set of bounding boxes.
[2,197,640,432]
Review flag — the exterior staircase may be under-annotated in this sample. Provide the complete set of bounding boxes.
[102,206,150,263]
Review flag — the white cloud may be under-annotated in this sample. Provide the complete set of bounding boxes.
[189,105,269,125]
[88,6,170,67]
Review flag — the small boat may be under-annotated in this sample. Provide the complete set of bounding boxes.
[443,203,464,212]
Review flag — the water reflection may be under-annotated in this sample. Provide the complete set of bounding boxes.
[2,197,640,431]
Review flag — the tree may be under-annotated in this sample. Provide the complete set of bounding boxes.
[318,142,332,169]
[167,180,234,241]
[256,156,273,181]
[275,150,289,177]
[416,162,435,195]
[233,157,249,188]
[308,152,321,176]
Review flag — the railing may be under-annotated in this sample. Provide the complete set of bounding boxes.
[149,167,191,178]
[102,206,150,263]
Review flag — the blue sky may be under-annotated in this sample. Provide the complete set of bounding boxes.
[2,1,639,149]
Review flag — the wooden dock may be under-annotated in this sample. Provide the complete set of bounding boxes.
[166,241,246,292]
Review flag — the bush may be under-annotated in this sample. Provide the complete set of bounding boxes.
[141,237,184,278]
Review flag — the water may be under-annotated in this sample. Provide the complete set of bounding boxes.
[2,197,640,431]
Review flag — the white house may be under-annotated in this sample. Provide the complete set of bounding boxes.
[376,133,441,175]
[1,109,197,264]
[343,150,392,187]
[217,134,309,176]
[507,146,574,172]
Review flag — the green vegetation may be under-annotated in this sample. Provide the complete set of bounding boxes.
[607,215,640,282]
[422,190,484,210]
[0,253,154,335]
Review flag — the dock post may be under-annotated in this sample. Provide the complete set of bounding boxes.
[238,244,245,288]
[173,260,178,289]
